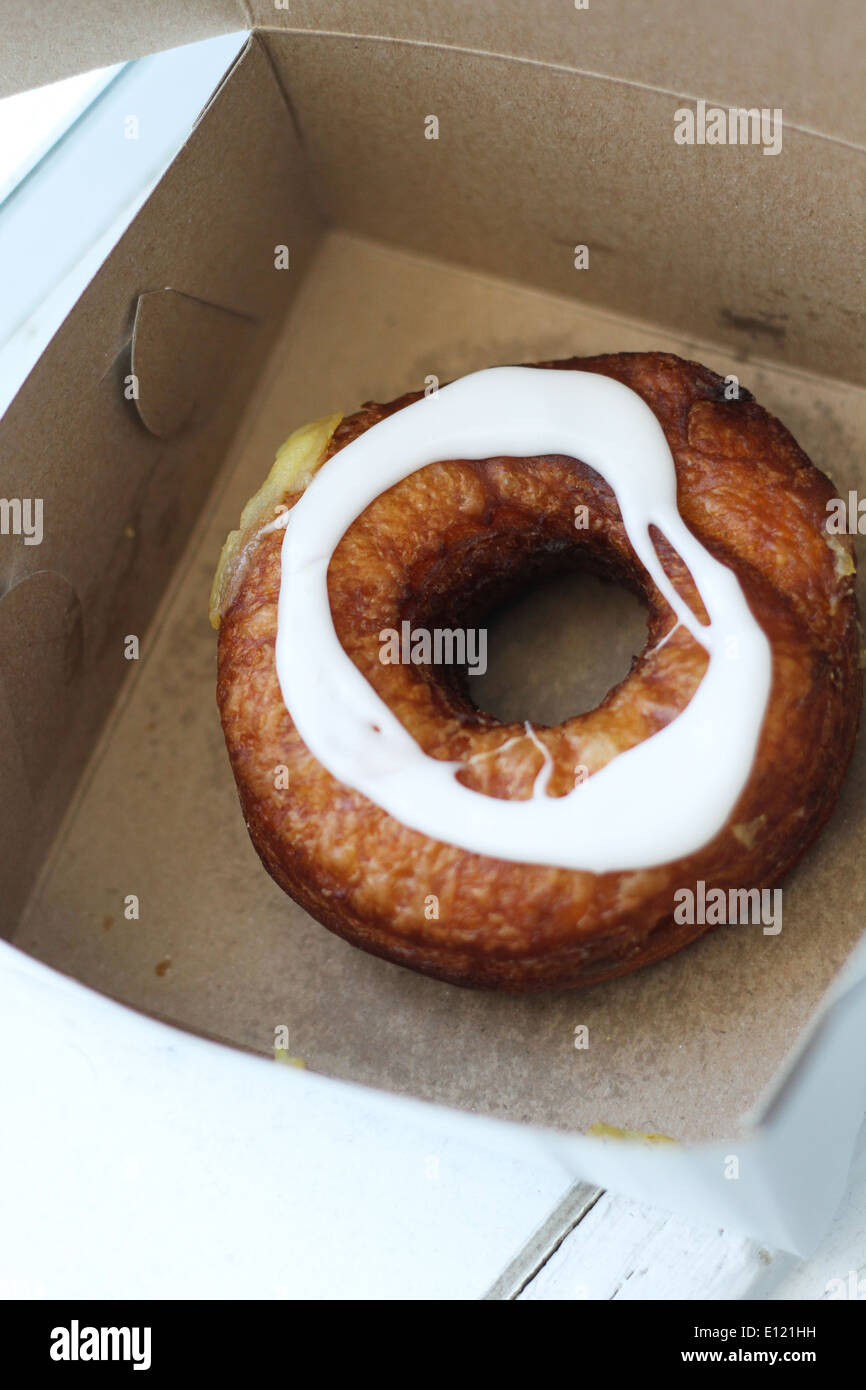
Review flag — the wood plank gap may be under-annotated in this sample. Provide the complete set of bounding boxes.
[481,1181,603,1300]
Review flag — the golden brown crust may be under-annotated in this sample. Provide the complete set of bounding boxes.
[216,352,861,991]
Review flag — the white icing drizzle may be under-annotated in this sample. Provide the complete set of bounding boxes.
[523,721,554,798]
[274,367,771,872]
[260,506,290,535]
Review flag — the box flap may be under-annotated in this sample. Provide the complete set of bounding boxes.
[0,34,323,934]
[130,289,259,439]
[255,0,865,147]
[0,0,247,97]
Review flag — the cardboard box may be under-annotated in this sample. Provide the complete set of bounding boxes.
[2,4,865,1254]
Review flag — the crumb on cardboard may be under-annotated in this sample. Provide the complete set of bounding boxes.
[274,1048,306,1069]
[587,1122,678,1145]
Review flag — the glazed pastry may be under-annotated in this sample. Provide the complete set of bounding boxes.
[212,353,860,991]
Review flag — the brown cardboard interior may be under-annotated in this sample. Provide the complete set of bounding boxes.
[253,0,866,148]
[262,31,865,388]
[15,229,866,1143]
[0,35,322,934]
[4,19,866,1144]
[130,288,259,440]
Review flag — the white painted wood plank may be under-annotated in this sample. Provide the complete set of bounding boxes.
[483,1182,602,1299]
[520,1119,866,1302]
[518,1191,790,1301]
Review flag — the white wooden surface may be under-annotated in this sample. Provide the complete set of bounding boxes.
[518,1192,786,1301]
[1,939,864,1301]
[507,1130,866,1301]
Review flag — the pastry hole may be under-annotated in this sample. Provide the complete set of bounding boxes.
[471,570,648,726]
